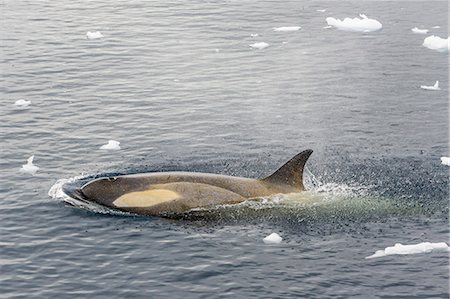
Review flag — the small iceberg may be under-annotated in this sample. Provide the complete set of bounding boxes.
[263,233,283,244]
[14,99,31,107]
[317,9,326,13]
[326,14,382,32]
[20,156,39,175]
[100,140,121,150]
[86,31,104,39]
[249,42,269,50]
[440,157,450,166]
[366,242,449,259]
[411,27,428,34]
[273,26,301,32]
[422,35,449,53]
[420,80,440,91]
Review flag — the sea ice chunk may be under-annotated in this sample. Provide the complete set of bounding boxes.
[420,80,440,91]
[14,99,31,107]
[422,35,449,53]
[86,31,104,39]
[249,42,269,50]
[263,233,283,244]
[440,157,450,166]
[326,14,382,32]
[20,155,39,175]
[411,27,429,34]
[100,140,121,150]
[273,26,301,32]
[366,242,449,259]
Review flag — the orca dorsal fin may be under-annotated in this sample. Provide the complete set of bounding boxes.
[262,149,313,190]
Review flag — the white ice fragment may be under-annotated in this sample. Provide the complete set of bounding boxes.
[86,31,104,39]
[440,157,450,166]
[273,26,301,32]
[250,33,259,38]
[20,155,39,175]
[317,9,326,12]
[249,42,269,50]
[411,27,429,34]
[263,233,283,244]
[432,26,441,29]
[422,35,449,53]
[100,140,121,150]
[14,99,31,107]
[326,14,382,32]
[420,80,440,91]
[366,242,449,259]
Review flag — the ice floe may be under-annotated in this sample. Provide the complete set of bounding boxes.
[273,26,301,32]
[326,14,382,32]
[420,80,440,91]
[86,31,104,39]
[100,140,121,150]
[422,35,449,53]
[411,27,428,34]
[440,157,450,166]
[366,242,449,259]
[249,42,269,50]
[20,156,39,175]
[263,233,283,244]
[14,99,31,107]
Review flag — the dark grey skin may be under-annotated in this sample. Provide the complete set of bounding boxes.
[63,150,313,216]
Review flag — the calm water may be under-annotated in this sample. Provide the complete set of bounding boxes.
[1,0,449,298]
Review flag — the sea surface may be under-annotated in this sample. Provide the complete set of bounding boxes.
[1,1,449,298]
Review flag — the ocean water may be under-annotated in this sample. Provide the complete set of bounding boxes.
[1,0,449,298]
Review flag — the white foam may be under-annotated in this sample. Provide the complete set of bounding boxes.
[440,157,450,166]
[14,99,31,107]
[273,26,301,32]
[326,14,382,32]
[250,33,259,38]
[20,155,39,175]
[263,233,283,244]
[422,35,449,53]
[317,9,326,13]
[323,26,332,29]
[86,31,104,39]
[432,26,441,29]
[411,27,429,34]
[366,242,449,259]
[249,42,269,50]
[99,140,121,150]
[420,80,440,91]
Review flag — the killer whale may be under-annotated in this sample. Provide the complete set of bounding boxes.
[63,149,313,216]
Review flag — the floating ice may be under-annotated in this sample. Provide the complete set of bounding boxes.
[440,157,450,166]
[420,80,440,91]
[422,35,449,53]
[249,42,269,50]
[263,233,283,244]
[411,27,428,34]
[273,26,301,32]
[432,26,441,29]
[100,140,121,150]
[86,31,104,39]
[317,9,326,13]
[326,14,382,32]
[20,156,39,175]
[14,99,31,107]
[366,242,449,259]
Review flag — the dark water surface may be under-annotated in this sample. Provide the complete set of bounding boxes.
[1,1,449,298]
